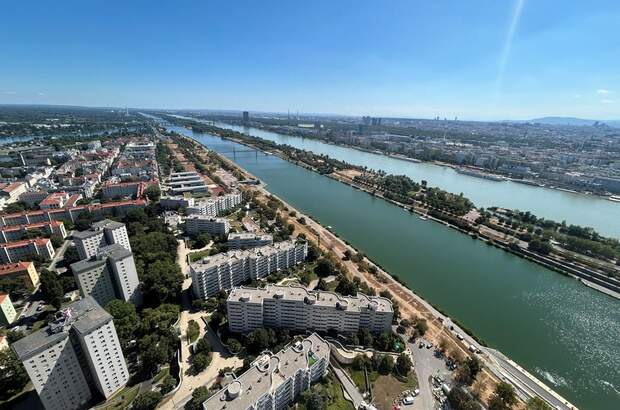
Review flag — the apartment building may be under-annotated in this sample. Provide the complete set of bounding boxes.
[70,244,141,307]
[227,232,273,250]
[190,240,307,299]
[0,261,40,290]
[184,215,230,236]
[101,180,156,200]
[227,285,394,335]
[159,195,195,210]
[203,333,329,410]
[39,192,71,210]
[167,171,209,194]
[0,238,55,264]
[0,182,28,204]
[0,220,67,243]
[186,192,242,217]
[0,293,17,326]
[12,297,129,410]
[73,219,131,260]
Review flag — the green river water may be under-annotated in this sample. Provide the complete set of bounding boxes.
[162,121,620,409]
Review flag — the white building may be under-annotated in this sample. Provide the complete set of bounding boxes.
[184,215,230,236]
[0,293,17,326]
[227,285,394,335]
[203,333,329,410]
[73,219,131,260]
[70,244,141,307]
[227,232,273,250]
[167,171,209,194]
[186,192,242,217]
[190,240,307,299]
[12,297,129,410]
[159,195,195,210]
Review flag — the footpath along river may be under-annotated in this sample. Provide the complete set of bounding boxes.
[161,122,620,409]
[213,122,620,240]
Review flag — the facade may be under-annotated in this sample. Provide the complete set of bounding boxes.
[0,293,17,326]
[0,261,40,290]
[101,180,156,200]
[73,219,131,260]
[12,297,129,410]
[203,333,329,410]
[0,220,67,243]
[0,182,28,204]
[167,171,209,194]
[70,244,141,307]
[159,195,195,210]
[186,192,242,217]
[184,215,230,236]
[190,240,307,299]
[39,192,70,210]
[0,238,55,264]
[227,285,394,335]
[227,232,273,250]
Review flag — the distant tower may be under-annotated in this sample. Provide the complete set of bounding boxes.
[242,111,249,123]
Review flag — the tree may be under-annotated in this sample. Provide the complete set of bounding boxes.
[314,258,334,277]
[395,353,412,376]
[315,278,328,291]
[133,391,162,410]
[528,238,552,255]
[414,319,428,336]
[194,337,211,355]
[50,234,64,249]
[159,374,176,395]
[377,354,394,375]
[63,245,81,265]
[489,381,517,410]
[40,269,64,309]
[0,349,29,400]
[456,356,482,385]
[247,328,274,354]
[300,388,327,410]
[186,386,210,410]
[227,338,242,353]
[106,300,138,351]
[141,259,183,306]
[193,233,211,248]
[335,276,357,296]
[526,397,552,410]
[358,328,374,346]
[190,352,210,374]
[145,185,161,202]
[186,320,200,343]
[447,387,479,410]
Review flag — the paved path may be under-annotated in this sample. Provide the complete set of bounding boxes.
[330,361,364,408]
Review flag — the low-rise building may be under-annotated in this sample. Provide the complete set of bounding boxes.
[0,261,40,290]
[227,232,273,250]
[101,180,156,200]
[159,195,195,210]
[12,297,130,410]
[227,285,394,335]
[190,240,307,299]
[0,293,17,326]
[184,215,230,236]
[203,333,329,410]
[0,220,67,243]
[0,182,28,204]
[39,192,70,210]
[0,238,55,264]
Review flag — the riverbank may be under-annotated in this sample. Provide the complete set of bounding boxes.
[172,130,578,409]
[189,127,620,300]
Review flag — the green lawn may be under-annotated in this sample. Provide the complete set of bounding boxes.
[153,366,170,384]
[98,385,139,410]
[188,249,211,262]
[325,374,355,410]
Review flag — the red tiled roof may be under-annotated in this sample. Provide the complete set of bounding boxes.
[0,261,33,276]
[0,293,7,303]
[0,238,50,249]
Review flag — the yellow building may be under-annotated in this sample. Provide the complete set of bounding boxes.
[0,261,40,291]
[0,293,17,326]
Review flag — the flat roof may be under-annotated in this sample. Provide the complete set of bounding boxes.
[190,240,302,269]
[12,296,111,360]
[203,333,328,410]
[229,284,394,313]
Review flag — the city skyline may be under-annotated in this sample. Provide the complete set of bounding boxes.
[1,0,619,120]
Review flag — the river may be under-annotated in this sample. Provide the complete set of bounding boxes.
[211,122,620,240]
[160,121,620,409]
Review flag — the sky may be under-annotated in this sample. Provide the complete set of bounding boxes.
[1,0,619,120]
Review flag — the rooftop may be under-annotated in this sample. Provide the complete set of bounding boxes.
[0,261,34,276]
[190,240,303,269]
[0,237,50,249]
[229,284,394,313]
[12,296,112,360]
[203,333,328,410]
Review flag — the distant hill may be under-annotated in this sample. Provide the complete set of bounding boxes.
[527,116,620,128]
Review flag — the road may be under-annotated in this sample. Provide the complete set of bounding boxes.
[47,234,74,272]
[408,340,453,410]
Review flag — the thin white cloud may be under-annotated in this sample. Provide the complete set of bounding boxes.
[574,94,582,99]
[37,92,46,96]
[597,89,612,95]
[1,91,17,95]
[496,0,525,96]
[601,99,614,104]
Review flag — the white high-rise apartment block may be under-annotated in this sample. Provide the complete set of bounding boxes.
[227,284,394,335]
[70,244,141,306]
[203,333,329,410]
[190,240,307,299]
[12,297,129,410]
[227,232,273,250]
[184,215,230,236]
[73,219,131,260]
[186,192,242,217]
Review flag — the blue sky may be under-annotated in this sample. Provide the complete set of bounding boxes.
[1,0,619,120]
